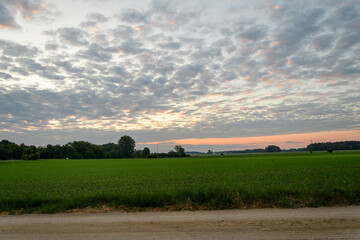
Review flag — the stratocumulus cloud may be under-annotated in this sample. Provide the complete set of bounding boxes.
[0,0,359,151]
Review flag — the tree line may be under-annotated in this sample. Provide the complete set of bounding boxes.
[307,141,360,152]
[0,135,189,160]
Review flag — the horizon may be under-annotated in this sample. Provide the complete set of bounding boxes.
[1,0,359,153]
[2,130,360,153]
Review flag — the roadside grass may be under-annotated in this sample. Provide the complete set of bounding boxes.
[0,151,359,213]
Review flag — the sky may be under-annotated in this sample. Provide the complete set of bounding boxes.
[0,0,359,152]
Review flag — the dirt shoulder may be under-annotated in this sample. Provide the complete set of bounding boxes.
[1,206,360,240]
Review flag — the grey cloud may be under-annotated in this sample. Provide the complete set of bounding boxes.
[149,0,201,29]
[135,76,153,86]
[325,5,359,30]
[10,66,29,76]
[276,8,324,44]
[0,0,50,29]
[17,58,46,72]
[0,40,38,57]
[41,71,65,80]
[258,7,327,67]
[154,77,167,85]
[158,42,181,50]
[15,58,65,80]
[224,56,248,68]
[118,9,148,24]
[336,33,360,49]
[109,66,129,78]
[80,13,108,28]
[0,72,13,79]
[7,0,43,21]
[0,2,18,28]
[173,64,204,82]
[190,47,222,61]
[312,34,334,50]
[87,12,108,23]
[57,28,89,46]
[45,43,59,51]
[0,60,12,71]
[151,0,175,13]
[54,61,84,74]
[118,40,146,55]
[238,25,267,42]
[80,20,97,28]
[288,54,321,67]
[111,25,136,39]
[78,43,112,62]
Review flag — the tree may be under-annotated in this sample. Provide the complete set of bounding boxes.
[142,147,150,158]
[265,145,281,152]
[21,145,40,160]
[118,135,136,158]
[174,145,186,157]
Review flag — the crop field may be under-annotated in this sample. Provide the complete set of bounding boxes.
[0,151,359,213]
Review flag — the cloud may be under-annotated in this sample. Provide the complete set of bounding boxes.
[238,25,267,42]
[0,2,19,29]
[87,12,108,23]
[0,0,50,29]
[0,40,38,57]
[57,27,90,46]
[111,25,136,39]
[158,42,181,50]
[0,72,13,79]
[117,39,147,55]
[78,43,112,62]
[1,0,360,149]
[118,8,148,24]
[312,34,334,50]
[80,12,109,29]
[336,32,360,49]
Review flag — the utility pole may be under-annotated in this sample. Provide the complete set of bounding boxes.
[157,144,158,154]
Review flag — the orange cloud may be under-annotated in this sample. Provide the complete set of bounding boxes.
[138,130,360,149]
[0,24,16,29]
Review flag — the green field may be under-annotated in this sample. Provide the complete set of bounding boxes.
[0,151,359,213]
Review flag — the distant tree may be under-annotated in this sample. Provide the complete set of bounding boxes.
[21,145,40,160]
[118,135,136,158]
[168,150,179,157]
[307,141,360,152]
[69,141,105,159]
[147,153,158,158]
[134,149,142,158]
[327,148,333,153]
[102,143,121,158]
[142,147,150,158]
[174,145,187,157]
[265,145,281,152]
[207,150,213,154]
[0,140,21,160]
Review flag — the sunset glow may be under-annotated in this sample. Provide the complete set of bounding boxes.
[138,130,360,150]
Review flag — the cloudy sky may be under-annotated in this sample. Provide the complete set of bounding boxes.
[0,0,359,152]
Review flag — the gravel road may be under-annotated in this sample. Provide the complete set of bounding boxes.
[1,206,360,240]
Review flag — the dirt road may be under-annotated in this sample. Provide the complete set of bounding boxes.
[1,206,360,239]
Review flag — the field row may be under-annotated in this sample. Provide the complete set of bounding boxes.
[0,151,359,213]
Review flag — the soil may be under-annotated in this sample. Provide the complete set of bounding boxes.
[1,206,359,239]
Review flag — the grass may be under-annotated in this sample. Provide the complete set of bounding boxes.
[0,151,359,213]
